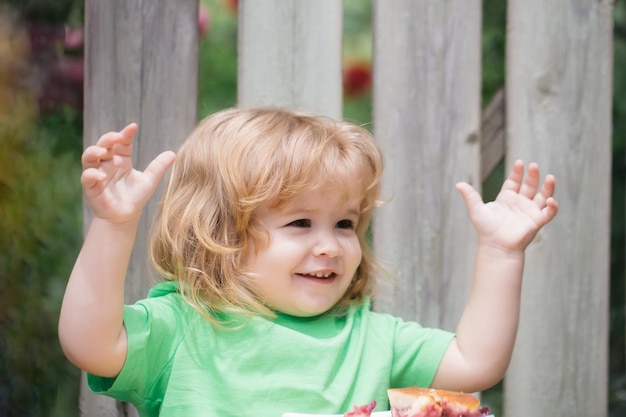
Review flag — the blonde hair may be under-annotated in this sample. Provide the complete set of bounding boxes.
[149,107,383,322]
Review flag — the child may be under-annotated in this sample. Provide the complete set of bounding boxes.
[58,107,558,417]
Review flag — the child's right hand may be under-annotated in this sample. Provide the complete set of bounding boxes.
[455,160,558,254]
[81,123,176,224]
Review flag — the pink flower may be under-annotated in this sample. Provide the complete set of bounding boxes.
[198,4,211,38]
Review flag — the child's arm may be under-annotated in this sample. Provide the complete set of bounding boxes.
[58,123,176,377]
[431,160,558,392]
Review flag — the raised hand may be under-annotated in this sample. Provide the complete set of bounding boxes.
[455,160,558,253]
[81,123,176,224]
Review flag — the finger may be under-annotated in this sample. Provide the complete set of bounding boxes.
[500,159,525,193]
[456,182,484,212]
[81,145,107,169]
[120,123,138,139]
[95,131,124,147]
[538,196,559,226]
[80,168,107,194]
[519,162,540,199]
[142,151,177,186]
[94,123,138,148]
[532,174,554,207]
[541,174,556,199]
[112,141,134,158]
[111,124,138,157]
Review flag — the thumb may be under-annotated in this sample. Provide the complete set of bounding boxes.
[455,182,484,213]
[143,151,177,186]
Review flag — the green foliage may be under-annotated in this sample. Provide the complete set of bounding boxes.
[197,0,238,119]
[0,106,83,416]
[481,0,507,107]
[1,0,77,23]
[0,13,84,413]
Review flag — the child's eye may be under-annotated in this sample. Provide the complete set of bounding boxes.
[288,219,311,228]
[336,220,355,230]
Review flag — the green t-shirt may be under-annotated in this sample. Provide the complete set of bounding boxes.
[88,281,454,417]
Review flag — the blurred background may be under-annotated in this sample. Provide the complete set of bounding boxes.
[0,0,623,415]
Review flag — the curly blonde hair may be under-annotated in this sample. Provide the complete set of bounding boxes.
[149,107,383,322]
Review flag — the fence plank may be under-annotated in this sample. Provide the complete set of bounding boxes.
[480,87,505,182]
[237,0,343,118]
[371,0,482,333]
[81,0,198,415]
[504,1,613,416]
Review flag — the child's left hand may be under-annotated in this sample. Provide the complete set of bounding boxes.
[455,160,558,253]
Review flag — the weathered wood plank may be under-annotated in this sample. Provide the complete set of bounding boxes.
[82,0,198,415]
[480,87,505,183]
[371,0,482,333]
[237,0,343,118]
[504,1,613,416]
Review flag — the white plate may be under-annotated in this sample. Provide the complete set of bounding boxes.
[282,412,391,417]
[282,413,494,417]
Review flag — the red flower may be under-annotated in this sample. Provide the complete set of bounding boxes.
[343,59,372,99]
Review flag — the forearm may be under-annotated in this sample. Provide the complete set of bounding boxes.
[450,245,525,388]
[432,244,524,392]
[434,161,557,391]
[58,217,137,376]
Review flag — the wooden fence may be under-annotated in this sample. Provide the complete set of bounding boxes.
[81,1,613,416]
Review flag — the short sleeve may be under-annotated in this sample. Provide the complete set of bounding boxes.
[389,318,455,388]
[87,293,189,411]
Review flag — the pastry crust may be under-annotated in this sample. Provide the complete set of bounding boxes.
[387,387,487,417]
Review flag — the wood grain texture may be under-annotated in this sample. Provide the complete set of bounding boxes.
[371,0,482,332]
[237,0,343,118]
[480,87,505,182]
[82,0,198,415]
[504,1,613,416]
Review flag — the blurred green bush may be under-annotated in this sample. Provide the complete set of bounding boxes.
[0,5,83,416]
[0,110,83,416]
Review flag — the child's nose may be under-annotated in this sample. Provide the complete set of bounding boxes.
[313,230,342,258]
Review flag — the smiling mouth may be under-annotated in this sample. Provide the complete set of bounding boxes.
[298,272,337,279]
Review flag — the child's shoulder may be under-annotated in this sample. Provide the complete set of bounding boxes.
[126,280,199,329]
[146,280,181,299]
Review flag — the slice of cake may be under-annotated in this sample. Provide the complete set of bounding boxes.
[387,387,490,417]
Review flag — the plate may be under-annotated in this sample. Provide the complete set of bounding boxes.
[282,412,391,417]
[282,413,494,417]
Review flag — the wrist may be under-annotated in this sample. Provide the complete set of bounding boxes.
[476,242,526,260]
[90,216,141,234]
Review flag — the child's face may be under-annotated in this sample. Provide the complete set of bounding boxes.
[244,188,363,317]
